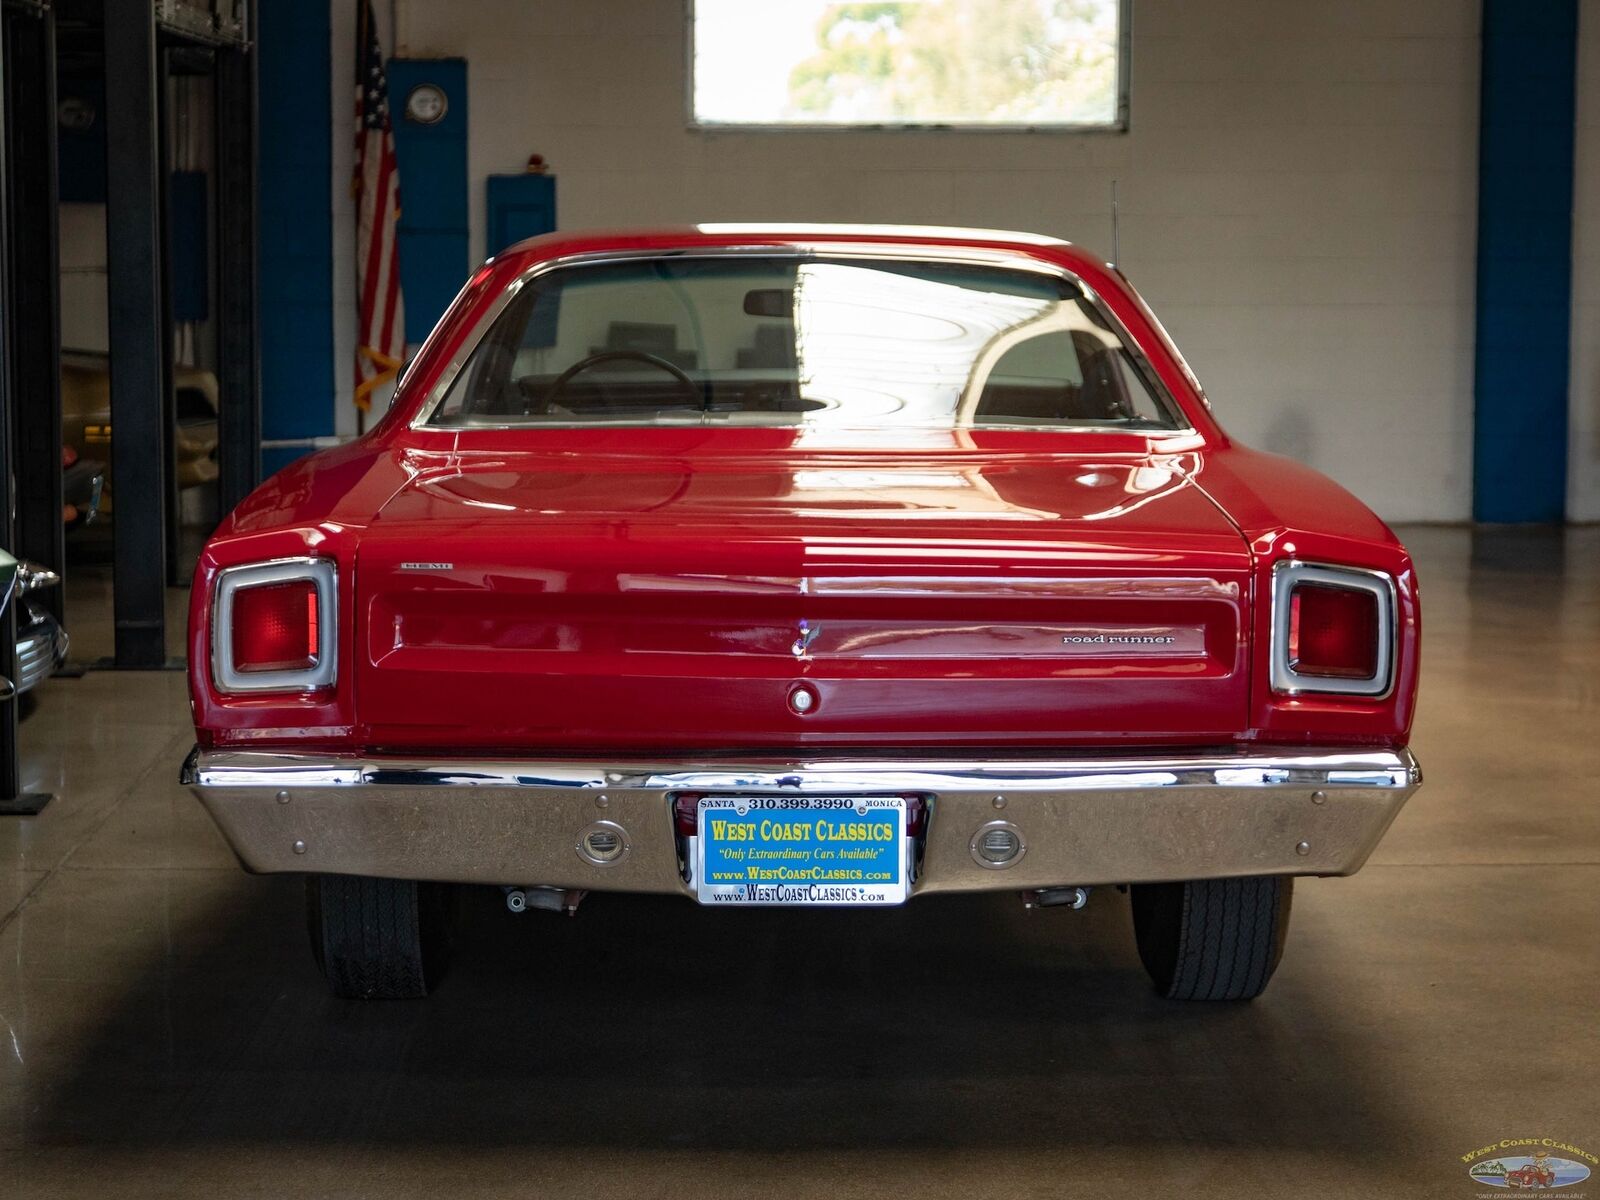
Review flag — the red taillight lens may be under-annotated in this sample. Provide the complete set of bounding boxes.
[1289,583,1378,678]
[231,580,319,673]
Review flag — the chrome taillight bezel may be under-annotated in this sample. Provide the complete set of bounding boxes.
[212,557,338,693]
[1270,560,1396,698]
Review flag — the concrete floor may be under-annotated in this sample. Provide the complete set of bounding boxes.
[0,525,1595,1198]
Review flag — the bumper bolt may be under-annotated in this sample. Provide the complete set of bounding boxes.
[1310,790,1327,805]
[1295,840,1311,856]
[992,795,1006,810]
[595,793,609,809]
[275,790,291,805]
[292,839,307,855]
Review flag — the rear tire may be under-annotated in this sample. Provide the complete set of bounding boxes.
[1131,876,1293,1001]
[306,874,455,999]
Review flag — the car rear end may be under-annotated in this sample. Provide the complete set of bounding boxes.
[183,227,1421,1001]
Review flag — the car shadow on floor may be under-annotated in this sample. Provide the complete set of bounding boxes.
[32,878,1413,1158]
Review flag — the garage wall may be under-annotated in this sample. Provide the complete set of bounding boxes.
[358,0,1485,521]
[1570,0,1600,521]
[58,204,107,355]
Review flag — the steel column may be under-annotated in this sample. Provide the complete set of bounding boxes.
[0,2,53,811]
[0,5,17,803]
[159,48,179,588]
[8,7,63,624]
[103,0,170,666]
[214,19,259,516]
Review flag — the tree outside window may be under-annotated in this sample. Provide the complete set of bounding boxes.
[692,0,1127,129]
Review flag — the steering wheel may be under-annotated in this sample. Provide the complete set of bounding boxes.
[534,349,701,415]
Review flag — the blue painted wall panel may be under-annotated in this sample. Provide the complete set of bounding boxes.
[257,0,335,473]
[1472,0,1577,522]
[388,59,470,346]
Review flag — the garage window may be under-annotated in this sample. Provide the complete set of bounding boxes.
[689,0,1130,130]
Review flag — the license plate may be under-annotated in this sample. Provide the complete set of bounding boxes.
[695,796,908,906]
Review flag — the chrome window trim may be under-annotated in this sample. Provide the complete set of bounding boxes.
[1270,560,1396,699]
[406,244,1196,436]
[212,557,339,694]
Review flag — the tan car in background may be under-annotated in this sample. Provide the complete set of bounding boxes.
[61,353,220,500]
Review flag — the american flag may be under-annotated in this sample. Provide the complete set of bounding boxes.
[352,0,404,413]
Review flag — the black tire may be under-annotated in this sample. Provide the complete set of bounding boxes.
[305,874,455,999]
[1130,876,1293,1001]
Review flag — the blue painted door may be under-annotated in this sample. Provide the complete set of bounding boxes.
[388,58,469,346]
[486,174,557,257]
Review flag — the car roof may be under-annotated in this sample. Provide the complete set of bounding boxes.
[491,223,1100,272]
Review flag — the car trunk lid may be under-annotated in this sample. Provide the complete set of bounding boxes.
[355,442,1252,750]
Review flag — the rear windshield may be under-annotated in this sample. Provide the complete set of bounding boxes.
[427,256,1183,431]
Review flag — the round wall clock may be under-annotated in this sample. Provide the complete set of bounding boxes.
[404,83,448,126]
[58,96,96,133]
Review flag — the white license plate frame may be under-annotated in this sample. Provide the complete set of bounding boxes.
[693,795,909,906]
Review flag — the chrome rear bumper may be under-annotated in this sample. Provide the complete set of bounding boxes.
[183,746,1420,894]
[16,606,68,695]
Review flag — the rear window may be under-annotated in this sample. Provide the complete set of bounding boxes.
[426,256,1182,431]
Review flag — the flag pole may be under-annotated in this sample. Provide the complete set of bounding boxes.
[353,0,404,438]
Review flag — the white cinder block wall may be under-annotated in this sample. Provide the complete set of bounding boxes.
[338,0,1486,522]
[1570,0,1600,521]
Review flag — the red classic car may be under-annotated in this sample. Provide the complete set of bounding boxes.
[1506,1163,1557,1189]
[183,225,1421,1001]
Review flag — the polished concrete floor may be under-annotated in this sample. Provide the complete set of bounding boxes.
[1,526,1595,1198]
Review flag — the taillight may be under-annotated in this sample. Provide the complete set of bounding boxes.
[212,558,337,693]
[232,581,320,673]
[1271,562,1394,697]
[1289,584,1378,678]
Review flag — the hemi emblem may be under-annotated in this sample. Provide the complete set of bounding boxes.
[399,562,454,571]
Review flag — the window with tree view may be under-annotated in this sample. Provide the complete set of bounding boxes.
[691,1,1127,129]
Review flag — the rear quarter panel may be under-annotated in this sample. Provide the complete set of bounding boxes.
[187,441,418,747]
[1194,446,1420,745]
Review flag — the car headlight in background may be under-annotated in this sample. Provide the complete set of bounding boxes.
[16,561,61,594]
